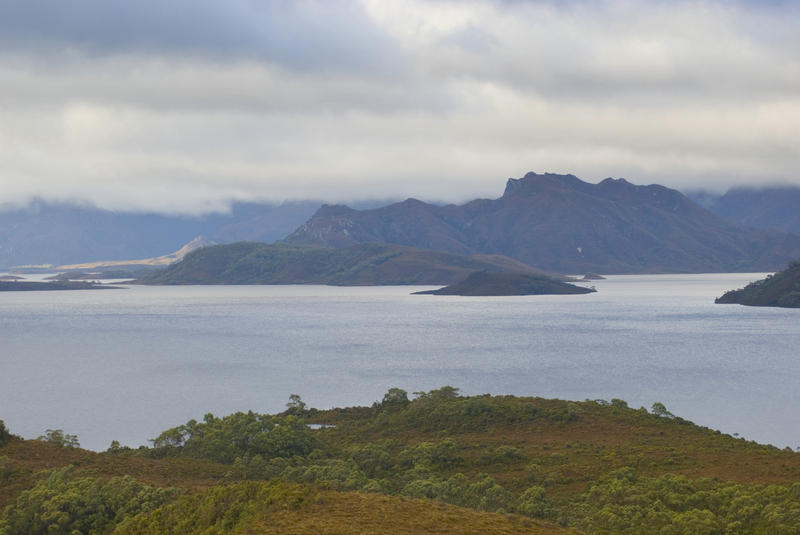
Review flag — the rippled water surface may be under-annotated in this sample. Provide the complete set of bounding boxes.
[2,273,798,451]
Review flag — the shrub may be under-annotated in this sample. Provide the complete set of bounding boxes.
[0,466,178,535]
[0,420,12,446]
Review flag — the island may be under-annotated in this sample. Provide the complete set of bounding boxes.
[134,242,566,286]
[715,261,800,308]
[413,270,597,296]
[0,281,122,291]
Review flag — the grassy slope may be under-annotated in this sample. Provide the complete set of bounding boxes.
[311,396,800,498]
[114,481,578,535]
[0,440,578,535]
[0,439,229,509]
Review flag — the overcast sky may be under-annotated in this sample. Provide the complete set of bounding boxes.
[1,0,798,214]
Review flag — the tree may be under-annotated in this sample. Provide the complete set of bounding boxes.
[286,394,307,415]
[37,429,79,448]
[414,386,460,401]
[651,402,675,419]
[0,420,12,446]
[381,388,409,406]
[0,466,178,534]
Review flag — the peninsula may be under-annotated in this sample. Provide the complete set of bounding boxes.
[715,261,800,308]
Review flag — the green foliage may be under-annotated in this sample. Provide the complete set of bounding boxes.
[114,481,306,534]
[610,398,629,409]
[282,458,368,491]
[485,445,525,464]
[0,466,178,535]
[363,389,579,435]
[37,429,79,448]
[651,402,675,419]
[401,439,463,471]
[400,473,513,513]
[0,421,12,446]
[26,388,793,534]
[285,394,307,415]
[381,387,410,407]
[106,440,134,455]
[516,485,552,518]
[716,261,800,308]
[149,410,318,464]
[350,443,394,478]
[414,385,461,401]
[569,468,800,535]
[0,456,12,483]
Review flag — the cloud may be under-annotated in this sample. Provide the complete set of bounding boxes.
[0,0,401,73]
[0,0,798,213]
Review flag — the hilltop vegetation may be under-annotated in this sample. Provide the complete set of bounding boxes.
[136,242,551,286]
[716,261,800,308]
[2,390,800,534]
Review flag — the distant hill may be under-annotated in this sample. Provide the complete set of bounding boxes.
[285,172,800,274]
[137,242,554,286]
[693,186,800,235]
[415,271,596,296]
[0,199,321,269]
[715,261,800,308]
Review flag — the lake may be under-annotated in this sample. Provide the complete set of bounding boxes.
[1,273,798,451]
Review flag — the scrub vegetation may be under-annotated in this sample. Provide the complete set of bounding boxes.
[2,389,799,534]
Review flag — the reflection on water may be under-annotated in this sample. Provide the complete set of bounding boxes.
[2,273,798,451]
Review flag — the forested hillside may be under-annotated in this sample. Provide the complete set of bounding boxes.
[2,390,800,534]
[716,261,800,308]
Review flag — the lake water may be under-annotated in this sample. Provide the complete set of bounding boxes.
[1,273,798,451]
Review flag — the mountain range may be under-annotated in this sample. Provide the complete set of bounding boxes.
[285,173,800,274]
[3,175,800,275]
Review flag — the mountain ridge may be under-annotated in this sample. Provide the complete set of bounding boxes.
[285,172,800,274]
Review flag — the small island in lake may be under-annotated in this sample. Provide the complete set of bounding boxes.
[413,270,597,296]
[715,261,800,308]
[0,280,122,291]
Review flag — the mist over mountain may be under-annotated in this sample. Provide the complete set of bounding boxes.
[688,186,800,236]
[285,172,800,274]
[0,200,321,268]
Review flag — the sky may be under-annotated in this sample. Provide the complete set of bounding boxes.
[0,0,798,214]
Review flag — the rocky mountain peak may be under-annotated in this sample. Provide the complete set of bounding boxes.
[502,172,583,197]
